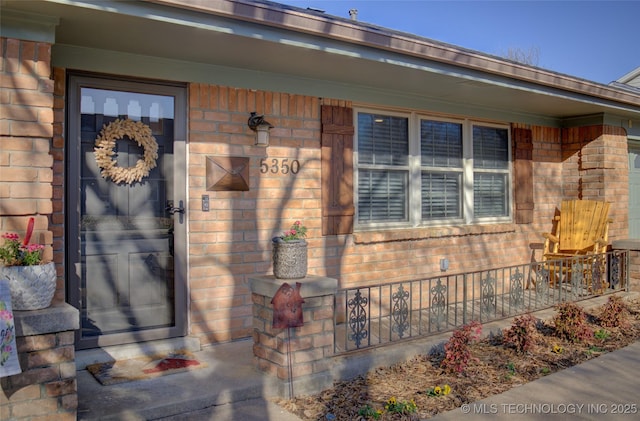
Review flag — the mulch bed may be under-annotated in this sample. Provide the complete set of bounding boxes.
[276,297,640,420]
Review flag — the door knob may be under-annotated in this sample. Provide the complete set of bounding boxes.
[165,200,185,215]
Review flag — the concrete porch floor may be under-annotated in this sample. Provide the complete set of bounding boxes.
[76,338,303,421]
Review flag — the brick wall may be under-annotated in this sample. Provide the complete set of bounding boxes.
[0,37,57,295]
[252,291,334,380]
[561,125,629,240]
[0,331,77,420]
[0,37,76,421]
[250,276,337,397]
[50,68,66,302]
[187,85,323,344]
[187,87,633,346]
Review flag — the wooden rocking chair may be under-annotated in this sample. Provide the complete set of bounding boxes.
[541,200,612,292]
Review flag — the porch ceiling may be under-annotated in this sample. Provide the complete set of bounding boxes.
[4,0,640,123]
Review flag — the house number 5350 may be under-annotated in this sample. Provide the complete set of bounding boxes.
[259,158,300,175]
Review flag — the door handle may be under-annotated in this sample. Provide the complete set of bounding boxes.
[165,200,185,215]
[166,200,185,224]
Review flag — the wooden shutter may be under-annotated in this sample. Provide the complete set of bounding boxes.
[513,127,534,224]
[321,105,354,235]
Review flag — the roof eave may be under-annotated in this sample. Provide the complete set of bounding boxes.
[147,0,640,108]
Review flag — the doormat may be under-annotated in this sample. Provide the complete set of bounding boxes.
[86,350,207,386]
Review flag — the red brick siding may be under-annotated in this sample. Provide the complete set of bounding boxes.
[560,125,629,240]
[51,67,66,301]
[0,37,57,293]
[187,85,322,343]
[187,90,632,345]
[0,331,77,421]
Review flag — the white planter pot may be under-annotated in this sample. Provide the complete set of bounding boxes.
[0,262,56,310]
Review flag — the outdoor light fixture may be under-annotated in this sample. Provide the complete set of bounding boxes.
[247,112,274,146]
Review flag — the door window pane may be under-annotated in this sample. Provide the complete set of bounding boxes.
[78,87,176,342]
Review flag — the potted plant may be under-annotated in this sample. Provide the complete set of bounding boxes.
[0,217,56,310]
[272,220,308,279]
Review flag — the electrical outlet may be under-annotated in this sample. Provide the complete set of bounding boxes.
[202,195,209,212]
[440,258,449,272]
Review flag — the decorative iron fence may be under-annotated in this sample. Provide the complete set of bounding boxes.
[334,250,629,353]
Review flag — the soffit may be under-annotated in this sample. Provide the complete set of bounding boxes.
[3,0,640,122]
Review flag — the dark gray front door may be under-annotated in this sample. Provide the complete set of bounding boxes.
[67,75,187,349]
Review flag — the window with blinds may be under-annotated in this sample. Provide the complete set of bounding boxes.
[473,126,510,217]
[355,110,511,228]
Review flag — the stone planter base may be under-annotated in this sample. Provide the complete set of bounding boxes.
[0,262,56,310]
[272,240,308,279]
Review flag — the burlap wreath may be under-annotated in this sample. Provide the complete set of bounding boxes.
[94,119,158,184]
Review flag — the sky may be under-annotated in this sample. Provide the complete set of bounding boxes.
[278,0,639,85]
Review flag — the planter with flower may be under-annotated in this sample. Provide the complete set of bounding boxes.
[0,218,56,310]
[272,221,308,279]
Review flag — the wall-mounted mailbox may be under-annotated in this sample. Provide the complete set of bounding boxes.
[206,156,250,191]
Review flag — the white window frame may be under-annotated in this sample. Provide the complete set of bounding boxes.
[354,107,512,230]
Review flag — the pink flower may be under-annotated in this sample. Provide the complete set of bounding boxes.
[277,220,308,242]
[0,310,13,321]
[24,244,44,253]
[0,217,45,266]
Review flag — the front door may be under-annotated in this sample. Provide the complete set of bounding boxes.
[67,74,187,349]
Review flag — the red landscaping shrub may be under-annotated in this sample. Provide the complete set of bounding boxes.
[441,320,482,374]
[598,295,630,328]
[503,314,541,354]
[553,302,593,343]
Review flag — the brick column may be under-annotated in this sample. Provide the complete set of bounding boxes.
[1,303,79,420]
[249,275,338,398]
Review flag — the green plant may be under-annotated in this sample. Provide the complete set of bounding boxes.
[358,404,383,420]
[503,314,540,354]
[553,302,593,343]
[278,220,308,242]
[504,362,516,379]
[384,397,417,414]
[441,320,482,373]
[0,217,44,266]
[586,345,605,355]
[594,328,610,341]
[540,367,551,375]
[598,295,629,328]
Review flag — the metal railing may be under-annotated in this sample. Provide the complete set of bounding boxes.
[334,250,629,354]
